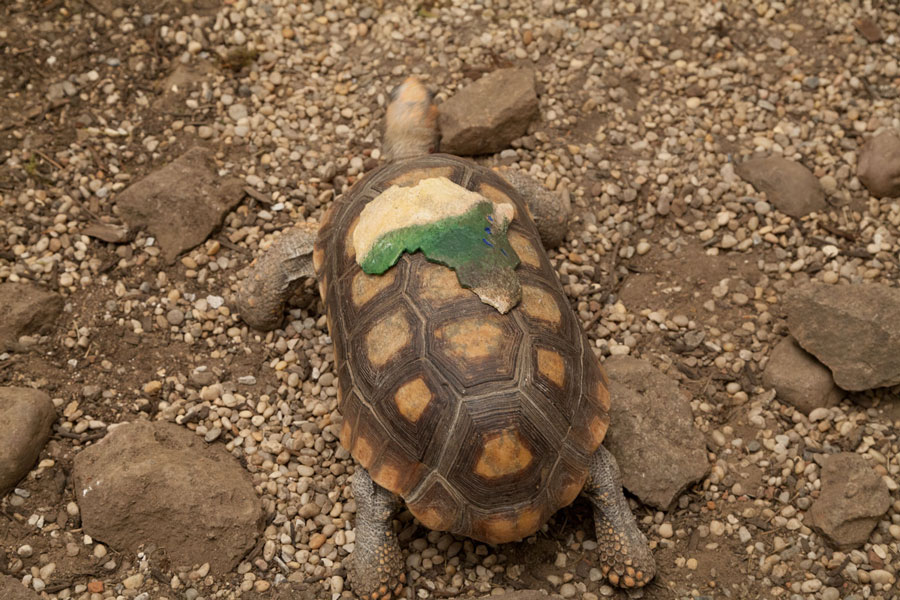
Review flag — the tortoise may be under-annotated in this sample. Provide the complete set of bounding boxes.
[236,78,655,598]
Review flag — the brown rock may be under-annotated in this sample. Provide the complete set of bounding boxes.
[735,157,825,218]
[82,222,132,243]
[0,574,44,600]
[0,387,56,495]
[762,337,843,414]
[786,283,900,391]
[72,421,264,573]
[808,453,890,550]
[858,131,900,199]
[438,68,539,156]
[0,283,63,351]
[116,147,244,264]
[602,357,709,510]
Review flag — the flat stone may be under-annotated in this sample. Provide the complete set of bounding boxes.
[81,222,132,243]
[0,283,63,351]
[762,337,843,414]
[72,421,264,573]
[602,357,710,510]
[439,68,539,156]
[855,16,883,43]
[786,283,900,390]
[858,130,900,198]
[808,452,890,550]
[0,574,43,599]
[0,387,56,495]
[735,157,826,218]
[116,147,244,264]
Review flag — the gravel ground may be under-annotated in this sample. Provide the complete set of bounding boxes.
[2,1,900,599]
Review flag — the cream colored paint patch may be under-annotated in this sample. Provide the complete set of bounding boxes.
[352,177,514,262]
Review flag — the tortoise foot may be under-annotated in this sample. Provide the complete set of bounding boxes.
[349,469,408,599]
[348,560,406,600]
[586,445,656,588]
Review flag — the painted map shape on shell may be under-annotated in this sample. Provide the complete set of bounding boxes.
[354,177,522,313]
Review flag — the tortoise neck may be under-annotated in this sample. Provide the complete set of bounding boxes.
[383,136,437,163]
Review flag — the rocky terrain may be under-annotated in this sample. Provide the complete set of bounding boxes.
[2,1,900,600]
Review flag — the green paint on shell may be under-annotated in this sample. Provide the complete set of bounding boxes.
[359,201,522,312]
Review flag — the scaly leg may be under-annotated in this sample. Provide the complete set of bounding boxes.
[235,222,318,330]
[349,468,407,600]
[495,167,570,249]
[584,445,656,588]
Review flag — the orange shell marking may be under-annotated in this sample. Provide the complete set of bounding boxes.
[365,309,411,368]
[521,285,561,325]
[474,428,534,479]
[508,231,540,268]
[537,348,566,388]
[417,262,470,308]
[435,316,505,361]
[351,268,397,308]
[394,377,433,423]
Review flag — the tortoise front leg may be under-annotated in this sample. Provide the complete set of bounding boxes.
[349,468,407,600]
[494,167,570,249]
[235,222,318,331]
[584,445,656,588]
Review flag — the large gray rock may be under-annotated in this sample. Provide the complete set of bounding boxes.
[0,387,56,495]
[116,147,244,264]
[786,283,900,390]
[0,283,63,351]
[0,574,43,600]
[602,357,709,510]
[72,421,264,573]
[762,337,843,414]
[735,157,826,218]
[858,130,900,198]
[808,453,890,550]
[439,68,539,156]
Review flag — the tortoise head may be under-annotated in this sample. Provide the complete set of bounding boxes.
[384,77,440,162]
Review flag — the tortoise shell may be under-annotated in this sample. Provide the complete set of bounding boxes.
[313,154,610,544]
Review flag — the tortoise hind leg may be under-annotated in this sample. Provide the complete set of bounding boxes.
[349,468,407,599]
[584,445,656,588]
[494,167,570,249]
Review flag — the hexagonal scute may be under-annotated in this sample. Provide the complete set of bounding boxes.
[336,261,407,326]
[514,274,581,343]
[368,367,457,464]
[350,300,425,399]
[507,229,543,271]
[428,307,522,394]
[443,393,557,511]
[406,257,479,318]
